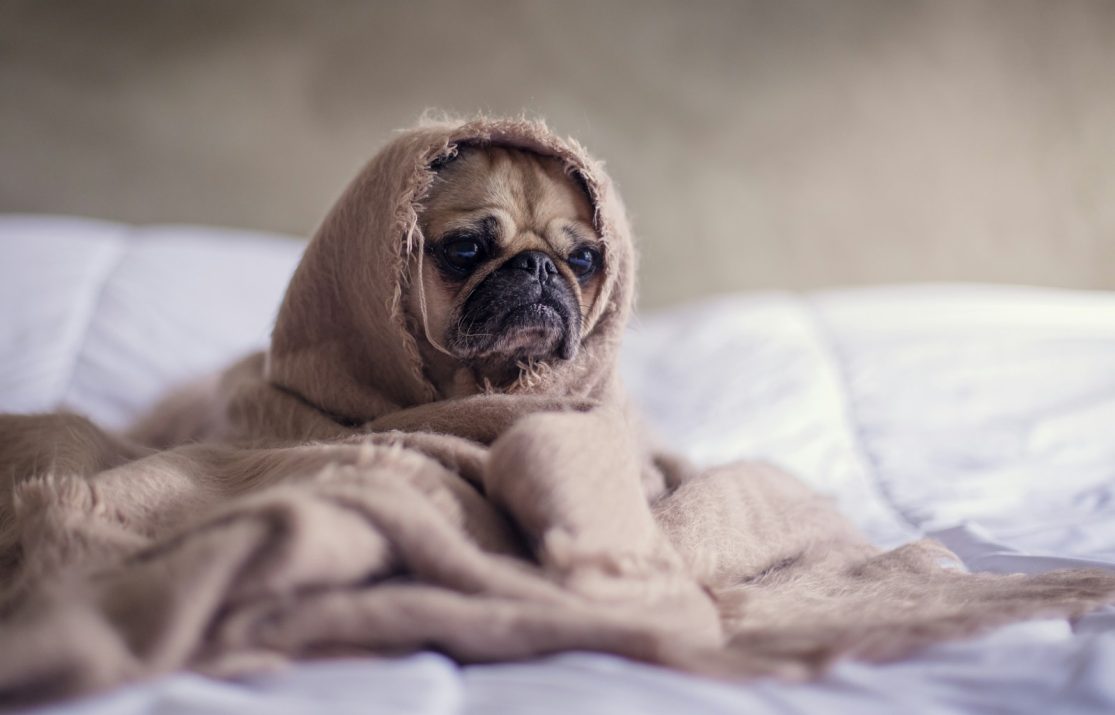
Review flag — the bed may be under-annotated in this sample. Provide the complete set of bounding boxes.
[3,214,1114,714]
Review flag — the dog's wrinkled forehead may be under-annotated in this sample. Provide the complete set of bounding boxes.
[422,145,599,252]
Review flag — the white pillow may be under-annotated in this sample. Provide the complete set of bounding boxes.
[0,215,304,428]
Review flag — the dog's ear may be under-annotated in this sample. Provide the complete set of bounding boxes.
[429,146,460,172]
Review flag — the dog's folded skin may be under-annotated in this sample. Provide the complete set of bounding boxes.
[2,116,1115,705]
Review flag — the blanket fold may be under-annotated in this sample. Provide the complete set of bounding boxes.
[2,116,1114,706]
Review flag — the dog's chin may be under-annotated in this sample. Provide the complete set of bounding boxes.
[492,301,566,356]
[452,300,578,369]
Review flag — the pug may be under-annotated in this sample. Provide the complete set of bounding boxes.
[410,146,606,397]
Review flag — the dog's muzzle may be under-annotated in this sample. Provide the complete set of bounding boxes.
[453,250,581,361]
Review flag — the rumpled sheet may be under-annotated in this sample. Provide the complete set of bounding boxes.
[2,217,1114,714]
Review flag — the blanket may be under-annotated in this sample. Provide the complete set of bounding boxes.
[2,117,1113,707]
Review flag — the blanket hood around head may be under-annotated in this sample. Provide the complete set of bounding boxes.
[2,116,1115,706]
[265,117,635,427]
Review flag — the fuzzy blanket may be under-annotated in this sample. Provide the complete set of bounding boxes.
[2,117,1114,707]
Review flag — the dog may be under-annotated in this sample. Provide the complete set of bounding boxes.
[115,142,613,447]
[409,145,607,397]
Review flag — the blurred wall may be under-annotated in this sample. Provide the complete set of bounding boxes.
[1,0,1113,309]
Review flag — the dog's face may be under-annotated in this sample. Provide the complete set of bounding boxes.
[413,145,604,392]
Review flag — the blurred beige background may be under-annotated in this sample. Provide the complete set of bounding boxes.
[1,0,1113,309]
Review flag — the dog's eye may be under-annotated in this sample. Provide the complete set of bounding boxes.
[566,247,600,279]
[441,236,486,273]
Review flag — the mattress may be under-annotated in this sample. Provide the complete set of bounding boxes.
[3,215,1114,714]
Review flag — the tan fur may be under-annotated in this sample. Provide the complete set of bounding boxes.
[1,116,1114,706]
[411,146,604,397]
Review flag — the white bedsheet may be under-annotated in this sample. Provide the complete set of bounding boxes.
[3,215,1113,714]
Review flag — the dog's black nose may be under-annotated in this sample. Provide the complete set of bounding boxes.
[504,250,558,282]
